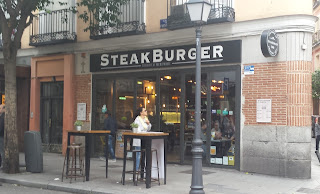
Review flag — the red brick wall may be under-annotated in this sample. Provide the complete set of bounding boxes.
[242,61,312,126]
[287,61,312,126]
[74,74,91,123]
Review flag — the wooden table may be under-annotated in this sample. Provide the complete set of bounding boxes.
[121,132,169,188]
[67,130,111,181]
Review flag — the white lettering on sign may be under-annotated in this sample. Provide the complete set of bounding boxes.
[111,55,118,66]
[141,52,150,63]
[213,45,223,58]
[101,54,109,66]
[201,46,210,59]
[176,49,186,61]
[165,50,174,61]
[153,49,163,63]
[188,48,196,60]
[120,54,128,65]
[130,53,139,64]
[97,44,230,68]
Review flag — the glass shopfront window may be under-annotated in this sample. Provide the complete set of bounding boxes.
[92,67,238,166]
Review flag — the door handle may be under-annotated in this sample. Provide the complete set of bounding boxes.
[49,118,51,127]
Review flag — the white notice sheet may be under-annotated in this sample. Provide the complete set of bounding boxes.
[256,99,271,123]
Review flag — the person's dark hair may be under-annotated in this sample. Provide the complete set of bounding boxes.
[105,111,111,116]
[135,107,143,118]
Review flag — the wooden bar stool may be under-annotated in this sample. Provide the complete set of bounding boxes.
[135,148,160,186]
[62,143,85,183]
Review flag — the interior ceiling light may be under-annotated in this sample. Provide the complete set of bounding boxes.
[218,80,224,84]
[164,76,171,80]
[211,86,221,91]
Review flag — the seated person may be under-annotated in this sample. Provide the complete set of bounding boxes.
[226,119,235,141]
[211,121,222,140]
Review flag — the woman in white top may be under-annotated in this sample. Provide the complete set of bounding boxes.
[133,107,152,170]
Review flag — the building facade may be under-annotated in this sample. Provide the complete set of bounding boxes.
[1,0,315,178]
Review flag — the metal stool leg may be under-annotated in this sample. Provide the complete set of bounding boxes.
[154,149,160,185]
[61,148,68,182]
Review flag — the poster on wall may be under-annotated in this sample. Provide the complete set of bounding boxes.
[77,103,86,121]
[256,99,272,123]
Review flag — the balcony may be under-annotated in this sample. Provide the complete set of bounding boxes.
[313,31,320,47]
[167,0,235,30]
[29,9,77,46]
[90,0,146,40]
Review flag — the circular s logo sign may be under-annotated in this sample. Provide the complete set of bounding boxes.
[261,29,279,57]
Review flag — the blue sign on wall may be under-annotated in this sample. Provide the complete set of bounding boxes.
[160,19,167,29]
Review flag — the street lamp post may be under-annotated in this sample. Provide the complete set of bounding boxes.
[186,0,212,194]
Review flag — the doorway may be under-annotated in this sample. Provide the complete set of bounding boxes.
[40,82,64,153]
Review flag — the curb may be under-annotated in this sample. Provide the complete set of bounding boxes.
[0,178,114,194]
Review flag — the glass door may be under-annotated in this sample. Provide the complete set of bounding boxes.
[208,70,236,166]
[184,73,208,164]
[159,73,181,163]
[115,79,135,129]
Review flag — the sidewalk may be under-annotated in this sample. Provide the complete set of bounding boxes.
[0,143,320,194]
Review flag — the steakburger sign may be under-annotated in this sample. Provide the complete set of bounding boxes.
[90,40,241,72]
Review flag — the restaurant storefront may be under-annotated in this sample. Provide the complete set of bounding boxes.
[90,40,241,168]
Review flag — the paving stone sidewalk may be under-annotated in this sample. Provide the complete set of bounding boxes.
[0,141,320,194]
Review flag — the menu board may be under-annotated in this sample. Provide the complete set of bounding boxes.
[256,99,271,123]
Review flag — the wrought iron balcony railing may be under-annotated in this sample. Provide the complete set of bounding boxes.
[313,30,320,47]
[90,0,146,40]
[167,0,235,30]
[29,9,77,46]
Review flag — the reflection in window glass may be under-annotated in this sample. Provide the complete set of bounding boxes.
[136,77,156,130]
[94,79,114,157]
[160,74,181,163]
[115,79,135,129]
[95,79,114,130]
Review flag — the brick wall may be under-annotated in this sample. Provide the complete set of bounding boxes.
[287,61,312,126]
[242,61,312,126]
[74,74,91,125]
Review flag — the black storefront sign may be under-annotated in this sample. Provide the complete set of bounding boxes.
[90,40,241,72]
[261,29,279,57]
